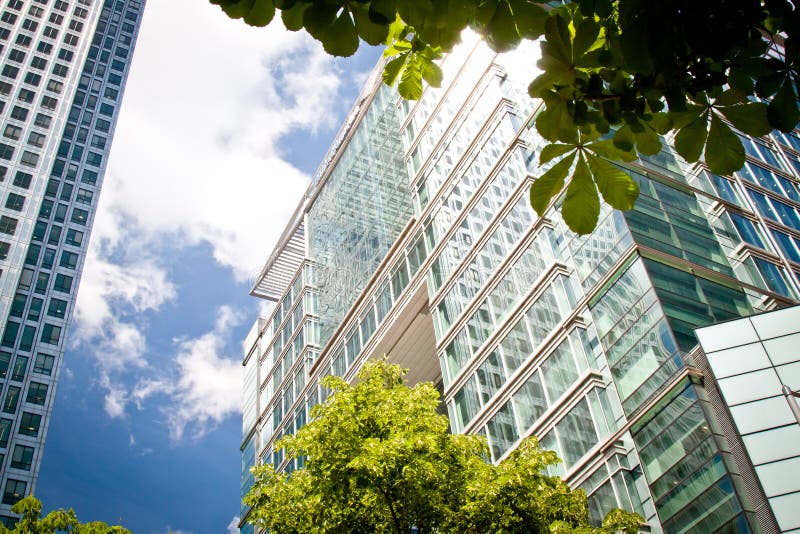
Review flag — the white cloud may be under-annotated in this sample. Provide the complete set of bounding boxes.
[227,517,240,534]
[102,0,347,280]
[125,305,244,441]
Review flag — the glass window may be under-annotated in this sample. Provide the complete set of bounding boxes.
[33,353,53,375]
[25,382,46,405]
[2,386,20,413]
[10,445,33,470]
[2,479,26,505]
[18,411,41,436]
[11,356,26,381]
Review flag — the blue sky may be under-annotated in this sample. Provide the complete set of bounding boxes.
[33,1,381,532]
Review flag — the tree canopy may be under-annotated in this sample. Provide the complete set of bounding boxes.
[244,360,642,533]
[210,0,799,234]
[0,496,131,534]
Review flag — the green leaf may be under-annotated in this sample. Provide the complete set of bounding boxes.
[767,78,800,132]
[612,125,634,152]
[384,39,411,57]
[586,139,636,162]
[705,113,745,175]
[634,127,662,156]
[513,0,547,39]
[352,4,390,45]
[321,11,359,57]
[587,154,639,210]
[673,111,709,163]
[243,0,275,26]
[420,59,443,87]
[540,143,576,165]
[396,0,433,28]
[382,55,407,86]
[530,152,575,214]
[535,93,578,143]
[645,112,672,135]
[302,2,337,40]
[717,102,771,137]
[368,0,396,25]
[280,1,307,31]
[562,155,600,234]
[399,56,424,100]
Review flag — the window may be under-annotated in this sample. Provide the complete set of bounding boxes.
[104,87,118,100]
[39,248,53,269]
[40,324,60,345]
[10,445,33,470]
[0,418,10,447]
[6,1,22,11]
[52,63,67,77]
[81,169,97,184]
[21,18,38,31]
[0,352,8,379]
[13,171,31,188]
[59,250,77,269]
[31,221,45,241]
[18,412,41,436]
[25,382,46,405]
[40,95,56,109]
[71,207,87,225]
[34,110,52,128]
[47,225,60,244]
[36,41,52,54]
[27,5,43,17]
[53,273,71,293]
[14,34,30,47]
[17,268,33,291]
[53,203,66,222]
[27,131,45,147]
[48,12,62,24]
[0,12,17,24]
[56,48,72,62]
[0,216,18,235]
[63,33,77,46]
[1,65,18,79]
[7,48,24,62]
[24,244,39,265]
[20,150,39,167]
[43,26,58,38]
[47,298,66,318]
[0,241,8,260]
[2,479,26,505]
[0,143,13,160]
[86,151,102,167]
[90,135,105,149]
[0,81,10,95]
[2,386,20,413]
[34,272,48,294]
[64,228,82,246]
[29,55,46,70]
[17,88,34,103]
[45,79,62,93]
[75,188,92,204]
[99,102,114,116]
[27,298,41,321]
[10,105,28,121]
[54,0,68,11]
[5,193,24,211]
[10,356,25,382]
[24,72,40,86]
[33,353,53,375]
[68,20,82,31]
[9,294,23,317]
[18,326,33,351]
[3,125,21,140]
[59,182,72,200]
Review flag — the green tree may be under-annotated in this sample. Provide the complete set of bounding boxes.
[0,496,131,534]
[210,0,799,234]
[244,360,641,533]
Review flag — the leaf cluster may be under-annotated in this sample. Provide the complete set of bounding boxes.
[0,496,131,534]
[244,360,642,533]
[211,0,800,234]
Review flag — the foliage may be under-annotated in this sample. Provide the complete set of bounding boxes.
[0,496,130,534]
[210,0,799,234]
[244,360,641,533]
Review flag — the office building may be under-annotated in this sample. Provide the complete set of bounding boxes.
[0,0,145,522]
[240,34,800,533]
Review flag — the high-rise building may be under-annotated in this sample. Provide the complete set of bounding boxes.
[0,0,144,522]
[240,34,800,533]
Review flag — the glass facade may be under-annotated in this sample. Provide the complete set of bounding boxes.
[0,0,145,522]
[241,35,800,534]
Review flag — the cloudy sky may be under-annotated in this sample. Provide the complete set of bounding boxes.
[35,1,380,532]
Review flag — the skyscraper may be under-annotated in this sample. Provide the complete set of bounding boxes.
[0,0,144,522]
[241,34,800,533]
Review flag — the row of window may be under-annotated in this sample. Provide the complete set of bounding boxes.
[0,381,48,413]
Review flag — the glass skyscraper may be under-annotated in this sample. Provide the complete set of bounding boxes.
[240,34,800,533]
[0,0,144,523]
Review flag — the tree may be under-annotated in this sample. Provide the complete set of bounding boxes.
[0,495,131,533]
[209,0,799,234]
[244,360,641,533]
